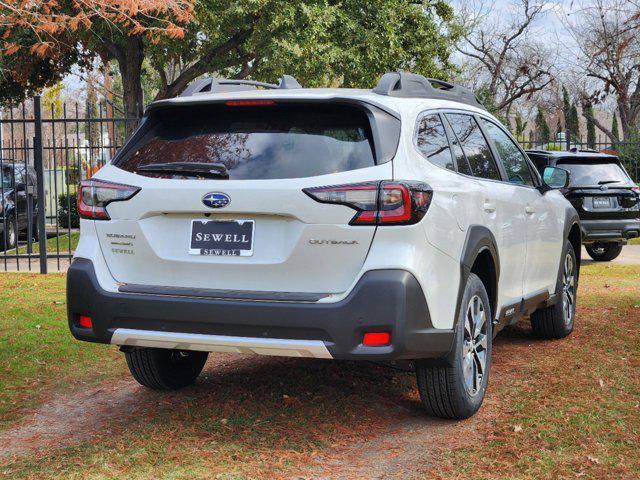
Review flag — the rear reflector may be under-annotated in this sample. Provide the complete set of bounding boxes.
[363,332,391,346]
[78,315,93,329]
[304,181,432,226]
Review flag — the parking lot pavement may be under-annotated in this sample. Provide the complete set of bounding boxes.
[581,244,640,265]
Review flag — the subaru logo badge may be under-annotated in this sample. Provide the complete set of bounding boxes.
[202,192,230,209]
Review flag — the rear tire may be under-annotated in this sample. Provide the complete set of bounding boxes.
[585,242,622,262]
[530,241,577,339]
[125,348,208,390]
[415,273,492,419]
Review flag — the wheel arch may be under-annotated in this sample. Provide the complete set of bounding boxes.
[456,225,500,325]
[563,207,581,276]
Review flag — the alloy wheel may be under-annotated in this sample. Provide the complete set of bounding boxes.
[462,295,488,396]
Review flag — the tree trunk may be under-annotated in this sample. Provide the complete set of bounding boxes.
[118,37,145,134]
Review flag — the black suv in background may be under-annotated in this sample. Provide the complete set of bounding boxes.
[1,163,38,250]
[527,150,640,261]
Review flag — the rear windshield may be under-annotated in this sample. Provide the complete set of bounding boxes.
[557,160,630,186]
[114,104,376,180]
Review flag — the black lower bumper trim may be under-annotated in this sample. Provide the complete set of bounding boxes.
[67,259,454,361]
[581,218,640,242]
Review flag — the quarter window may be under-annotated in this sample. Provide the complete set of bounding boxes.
[415,114,455,171]
[481,119,535,187]
[445,113,501,181]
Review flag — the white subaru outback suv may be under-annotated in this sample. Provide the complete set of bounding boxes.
[67,72,581,419]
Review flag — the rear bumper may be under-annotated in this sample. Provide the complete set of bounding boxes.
[581,218,640,243]
[67,258,454,361]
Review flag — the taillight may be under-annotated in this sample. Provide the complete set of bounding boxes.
[304,181,432,225]
[78,179,140,220]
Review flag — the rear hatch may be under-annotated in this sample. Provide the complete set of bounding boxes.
[558,158,640,220]
[92,100,399,296]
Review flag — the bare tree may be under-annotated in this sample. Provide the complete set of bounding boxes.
[569,0,640,142]
[456,0,555,118]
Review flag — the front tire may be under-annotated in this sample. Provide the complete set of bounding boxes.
[415,273,492,419]
[585,242,622,262]
[125,348,208,390]
[530,240,577,339]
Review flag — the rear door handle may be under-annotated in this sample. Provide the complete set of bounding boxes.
[483,201,496,213]
[525,205,536,215]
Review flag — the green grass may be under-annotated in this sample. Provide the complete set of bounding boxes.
[630,237,640,245]
[0,273,125,427]
[17,232,79,254]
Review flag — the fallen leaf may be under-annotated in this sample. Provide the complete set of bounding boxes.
[513,424,523,433]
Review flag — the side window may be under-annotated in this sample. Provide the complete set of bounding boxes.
[442,115,473,176]
[481,119,535,187]
[445,113,501,181]
[415,114,455,171]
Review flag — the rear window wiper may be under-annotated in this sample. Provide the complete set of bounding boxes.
[136,162,229,179]
[597,180,622,185]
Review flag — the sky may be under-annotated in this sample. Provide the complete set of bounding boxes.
[451,0,584,57]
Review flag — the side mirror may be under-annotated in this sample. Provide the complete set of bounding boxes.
[539,166,570,193]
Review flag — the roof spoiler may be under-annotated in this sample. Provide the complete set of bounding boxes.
[373,72,485,110]
[180,75,302,97]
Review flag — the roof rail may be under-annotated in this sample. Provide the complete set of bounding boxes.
[373,72,485,109]
[180,75,302,97]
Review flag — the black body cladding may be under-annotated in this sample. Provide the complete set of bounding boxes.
[67,259,455,361]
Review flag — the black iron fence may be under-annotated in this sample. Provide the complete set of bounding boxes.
[1,96,137,272]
